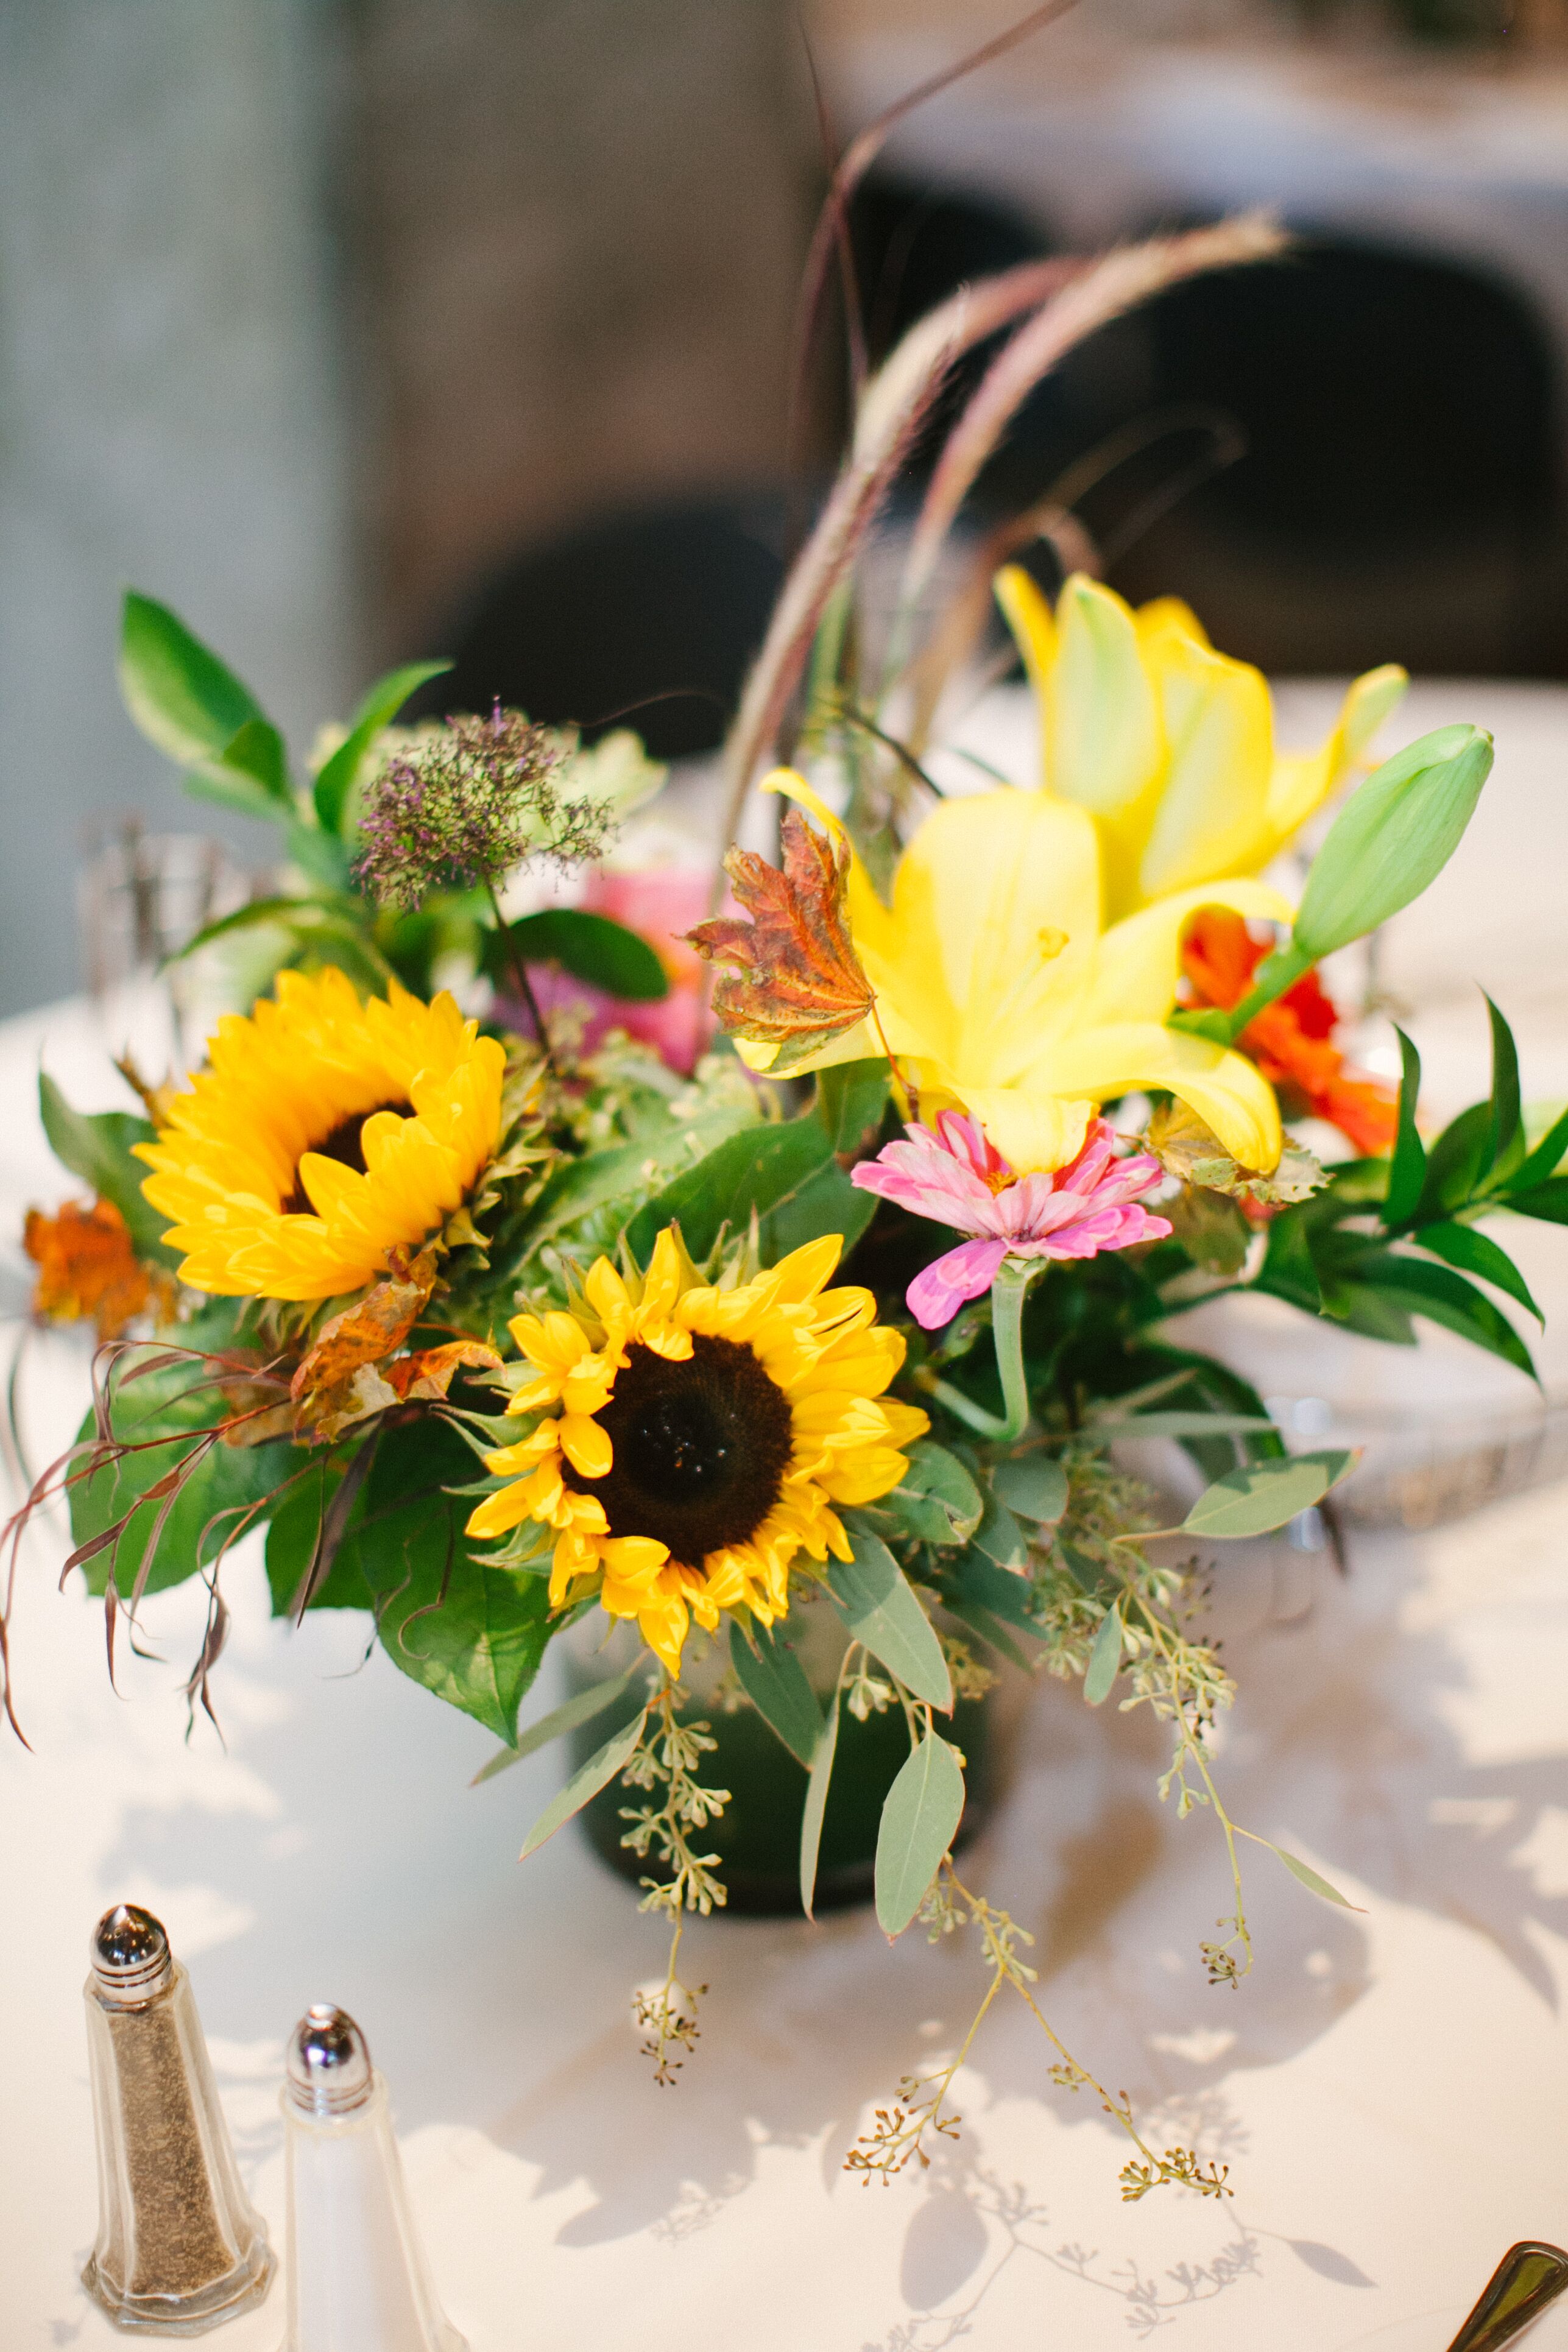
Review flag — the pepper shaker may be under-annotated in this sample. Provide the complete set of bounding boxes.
[83,1902,275,2333]
[279,2004,466,2352]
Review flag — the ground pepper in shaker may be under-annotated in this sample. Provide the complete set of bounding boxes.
[82,1902,275,2334]
[280,2004,467,2352]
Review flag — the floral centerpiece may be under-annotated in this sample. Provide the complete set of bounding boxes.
[10,157,1567,2207]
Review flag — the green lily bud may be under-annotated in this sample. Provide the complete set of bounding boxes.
[1293,723,1493,961]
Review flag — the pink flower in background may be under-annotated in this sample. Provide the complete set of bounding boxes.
[499,867,722,1074]
[852,1110,1172,1330]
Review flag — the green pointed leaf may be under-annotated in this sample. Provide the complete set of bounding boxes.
[1182,1449,1355,1539]
[729,1618,824,1768]
[1482,993,1523,1183]
[1383,1028,1426,1229]
[1505,1101,1568,1197]
[314,659,451,833]
[470,1668,638,1785]
[482,909,669,1001]
[875,1733,966,1935]
[1350,1255,1537,1382]
[38,1073,178,1268]
[1084,1601,1125,1706]
[1294,724,1493,959]
[622,1112,875,1268]
[1414,1221,1541,1323]
[990,1456,1068,1525]
[519,1707,649,1860]
[119,590,269,772]
[1506,1176,1568,1226]
[799,1685,842,1919]
[217,716,290,803]
[1273,1846,1365,1911]
[828,1524,952,1709]
[815,1059,891,1154]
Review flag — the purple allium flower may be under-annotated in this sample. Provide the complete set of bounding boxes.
[354,705,611,911]
[852,1109,1172,1330]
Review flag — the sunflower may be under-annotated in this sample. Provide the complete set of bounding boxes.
[465,1229,929,1673]
[135,967,506,1301]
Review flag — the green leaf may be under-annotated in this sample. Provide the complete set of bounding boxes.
[38,1074,179,1269]
[937,1592,1031,1667]
[1349,1254,1536,1381]
[1383,1028,1426,1228]
[990,1456,1068,1525]
[622,1113,875,1269]
[263,1456,375,1615]
[869,1440,983,1547]
[969,1488,1029,1573]
[1182,1449,1355,1539]
[1418,1100,1492,1218]
[874,1732,966,1935]
[313,659,451,833]
[1273,1846,1364,1911]
[216,716,290,804]
[1294,724,1493,959]
[69,1365,304,1600]
[1414,1221,1541,1323]
[1482,994,1523,1184]
[483,909,669,1002]
[118,591,270,774]
[944,1550,1042,1635]
[816,1059,891,1154]
[470,1669,638,1785]
[729,1618,824,1768]
[798,1684,842,1919]
[518,1707,650,1860]
[1506,1176,1568,1226]
[1084,1601,1124,1706]
[828,1522,952,1709]
[1504,1101,1568,1197]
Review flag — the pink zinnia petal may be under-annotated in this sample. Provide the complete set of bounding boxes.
[906,1238,1010,1330]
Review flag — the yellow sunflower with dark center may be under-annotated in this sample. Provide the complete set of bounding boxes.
[466,1229,929,1673]
[135,967,505,1300]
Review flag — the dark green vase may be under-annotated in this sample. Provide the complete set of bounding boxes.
[563,1606,1000,1917]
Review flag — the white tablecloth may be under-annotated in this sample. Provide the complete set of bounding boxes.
[5,683,1568,2351]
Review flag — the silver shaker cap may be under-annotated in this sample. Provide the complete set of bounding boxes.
[91,1903,173,2001]
[285,2004,375,2117]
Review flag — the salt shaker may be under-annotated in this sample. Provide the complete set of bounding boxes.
[83,1902,275,2333]
[279,2004,466,2352]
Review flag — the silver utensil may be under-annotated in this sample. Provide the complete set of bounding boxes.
[1446,2243,1568,2352]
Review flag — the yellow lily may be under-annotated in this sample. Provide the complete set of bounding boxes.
[994,568,1407,925]
[739,778,1290,1176]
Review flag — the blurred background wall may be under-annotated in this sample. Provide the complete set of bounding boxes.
[1,0,1566,1017]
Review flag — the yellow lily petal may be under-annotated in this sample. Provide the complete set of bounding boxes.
[1137,630,1274,905]
[956,1086,1092,1177]
[1265,662,1407,852]
[1087,878,1293,1028]
[1031,1022,1282,1171]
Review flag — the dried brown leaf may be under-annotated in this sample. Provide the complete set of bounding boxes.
[687,809,874,1073]
[384,1341,502,1402]
[289,1247,439,1407]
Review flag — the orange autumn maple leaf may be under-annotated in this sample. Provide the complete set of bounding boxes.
[24,1198,172,1339]
[1182,909,1397,1157]
[686,808,875,1075]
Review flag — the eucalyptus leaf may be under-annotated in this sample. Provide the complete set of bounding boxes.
[1182,1450,1355,1539]
[969,1489,1029,1573]
[799,1685,842,1919]
[729,1618,824,1768]
[945,1550,1040,1634]
[828,1524,952,1711]
[470,1668,637,1785]
[1274,1846,1364,1911]
[519,1708,649,1860]
[1084,1602,1125,1706]
[872,1441,983,1546]
[990,1456,1068,1525]
[875,1733,966,1936]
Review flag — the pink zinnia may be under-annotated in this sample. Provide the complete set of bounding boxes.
[852,1110,1172,1331]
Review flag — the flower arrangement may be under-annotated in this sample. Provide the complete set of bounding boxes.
[10,57,1568,2203]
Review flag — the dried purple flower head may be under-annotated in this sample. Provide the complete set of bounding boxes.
[354,705,612,911]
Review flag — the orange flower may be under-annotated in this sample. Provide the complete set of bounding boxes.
[1182,910,1397,1157]
[24,1198,172,1339]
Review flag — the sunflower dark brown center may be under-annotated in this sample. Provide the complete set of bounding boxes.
[283,1100,410,1216]
[562,1333,794,1566]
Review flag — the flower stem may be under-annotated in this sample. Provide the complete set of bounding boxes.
[483,880,553,1067]
[918,1259,1036,1444]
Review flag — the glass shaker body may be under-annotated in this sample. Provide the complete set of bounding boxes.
[280,2068,465,2352]
[83,1926,274,2333]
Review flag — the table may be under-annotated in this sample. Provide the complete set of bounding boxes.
[5,684,1568,2350]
